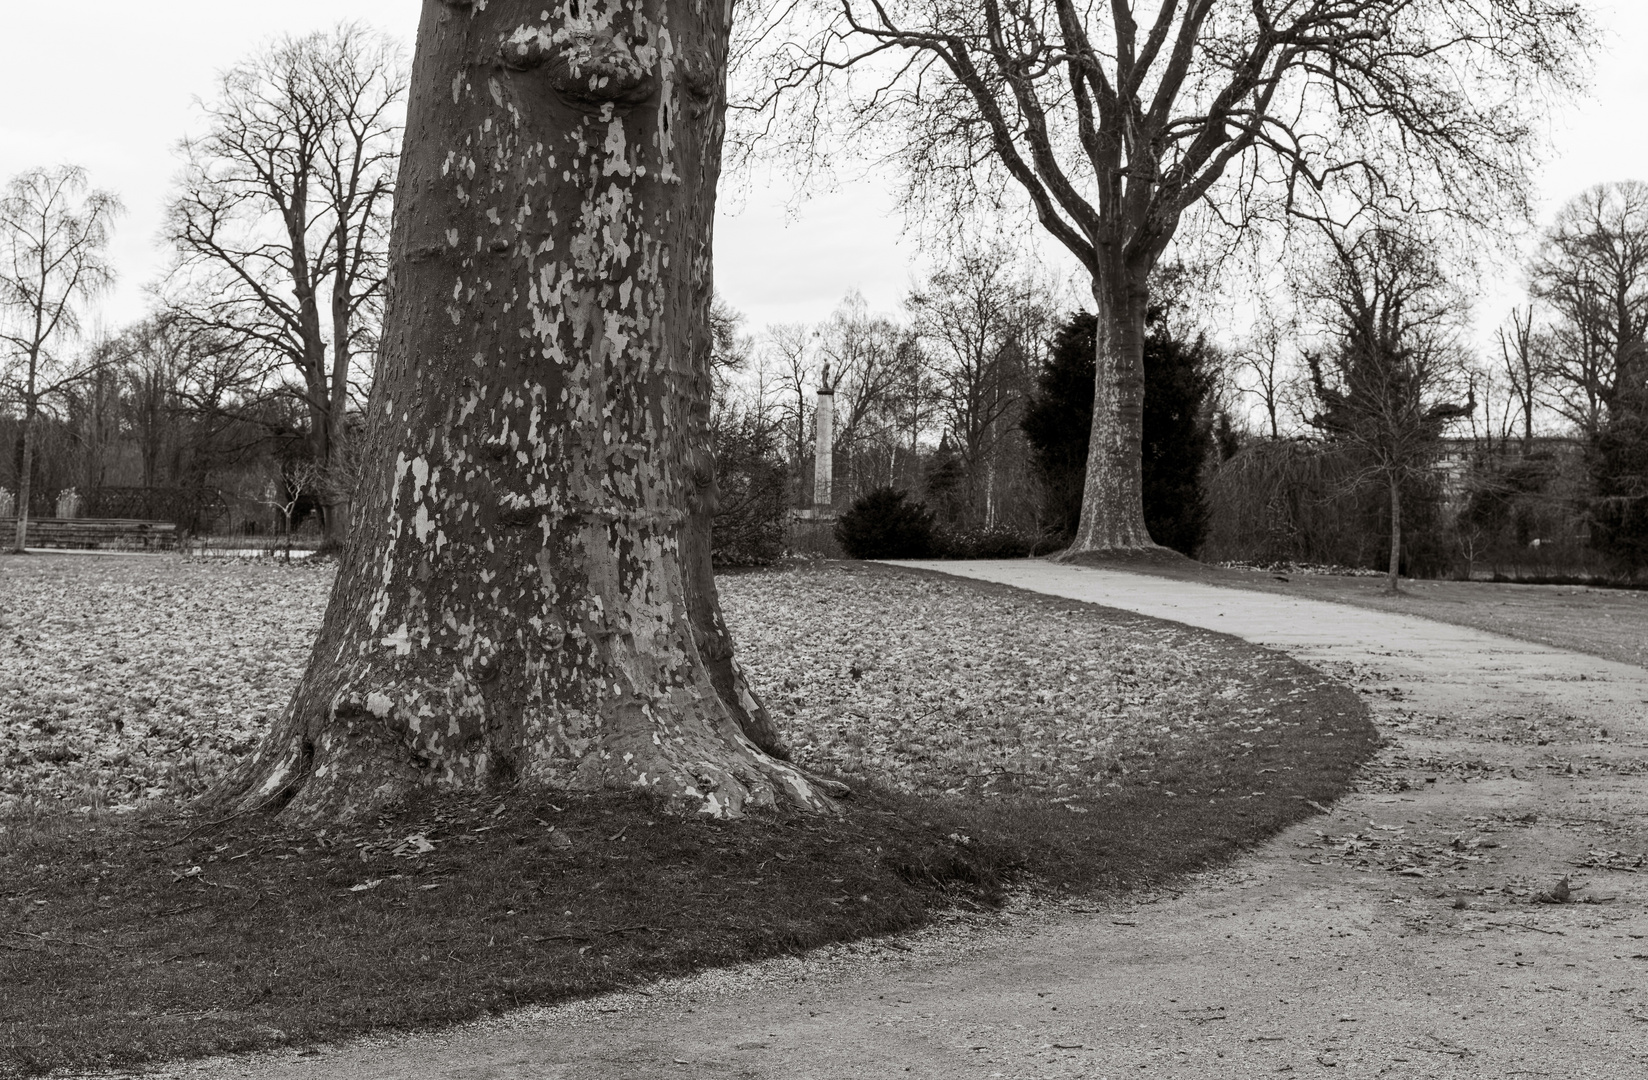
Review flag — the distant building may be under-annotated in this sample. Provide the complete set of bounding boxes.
[1433,435,1585,505]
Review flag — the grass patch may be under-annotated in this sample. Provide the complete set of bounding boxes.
[0,564,1376,1076]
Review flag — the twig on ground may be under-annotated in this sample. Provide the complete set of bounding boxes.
[159,903,207,917]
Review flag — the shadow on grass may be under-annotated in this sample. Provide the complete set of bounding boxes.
[0,572,1376,1078]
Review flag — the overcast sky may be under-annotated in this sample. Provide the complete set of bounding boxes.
[1,2,1644,343]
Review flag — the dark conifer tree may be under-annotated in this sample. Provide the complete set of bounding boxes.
[1023,309,1216,554]
[1589,383,1648,575]
[1022,317,1095,541]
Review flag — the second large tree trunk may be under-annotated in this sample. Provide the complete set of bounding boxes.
[1066,273,1156,553]
[10,413,33,554]
[213,0,827,823]
[1386,472,1403,594]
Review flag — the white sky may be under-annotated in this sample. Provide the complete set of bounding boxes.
[1,2,1644,343]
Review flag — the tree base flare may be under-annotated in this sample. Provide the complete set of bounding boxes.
[1055,543,1188,570]
[214,684,838,826]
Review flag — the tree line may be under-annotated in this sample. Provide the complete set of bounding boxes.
[716,180,1648,592]
[0,26,400,551]
[6,12,1633,592]
[7,141,1646,589]
[1211,184,1648,587]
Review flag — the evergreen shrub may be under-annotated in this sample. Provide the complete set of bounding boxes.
[933,524,1038,559]
[835,488,937,559]
[1589,387,1648,577]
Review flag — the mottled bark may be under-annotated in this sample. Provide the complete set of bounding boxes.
[1386,474,1402,595]
[216,0,825,822]
[1067,274,1156,553]
[10,412,33,553]
[681,469,791,759]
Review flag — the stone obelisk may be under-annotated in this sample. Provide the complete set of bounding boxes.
[814,368,835,516]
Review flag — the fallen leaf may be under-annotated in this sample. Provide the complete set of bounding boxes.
[391,833,436,857]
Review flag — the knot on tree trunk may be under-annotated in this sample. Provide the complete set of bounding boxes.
[499,17,659,107]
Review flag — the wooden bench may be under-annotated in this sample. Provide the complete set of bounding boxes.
[0,518,181,552]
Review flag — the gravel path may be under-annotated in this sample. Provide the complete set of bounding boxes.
[92,560,1648,1079]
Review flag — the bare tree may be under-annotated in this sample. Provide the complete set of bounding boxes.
[66,340,124,494]
[212,0,829,823]
[106,315,249,495]
[263,458,327,561]
[907,252,1049,523]
[162,24,405,540]
[1303,224,1474,593]
[116,318,183,493]
[708,294,754,414]
[761,321,818,504]
[1232,302,1297,440]
[1529,181,1648,440]
[743,0,1592,554]
[883,334,939,491]
[0,166,121,552]
[1498,304,1541,451]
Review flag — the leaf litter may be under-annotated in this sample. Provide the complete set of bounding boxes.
[3,558,1259,816]
[1,557,329,816]
[726,565,1258,798]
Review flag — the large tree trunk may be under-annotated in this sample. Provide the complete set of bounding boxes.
[10,412,32,554]
[214,0,829,823]
[1066,273,1156,553]
[1386,473,1402,594]
[323,279,356,543]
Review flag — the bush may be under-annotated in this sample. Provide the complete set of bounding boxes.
[835,488,937,559]
[1202,439,1450,575]
[1021,316,1096,541]
[933,523,1038,559]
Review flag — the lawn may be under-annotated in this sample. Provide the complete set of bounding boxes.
[0,555,1374,1076]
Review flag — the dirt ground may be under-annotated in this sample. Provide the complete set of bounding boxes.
[74,561,1648,1079]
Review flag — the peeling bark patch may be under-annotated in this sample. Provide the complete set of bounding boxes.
[499,8,662,109]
